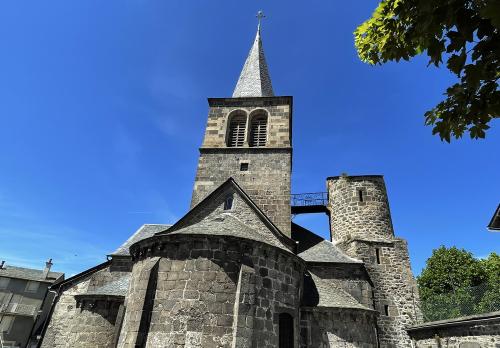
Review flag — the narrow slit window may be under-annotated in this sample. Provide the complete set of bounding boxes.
[375,248,381,264]
[384,305,389,316]
[224,195,234,210]
[227,115,246,147]
[358,189,364,202]
[249,115,267,147]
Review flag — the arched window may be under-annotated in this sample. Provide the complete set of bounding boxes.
[279,313,293,348]
[249,115,267,147]
[227,114,246,147]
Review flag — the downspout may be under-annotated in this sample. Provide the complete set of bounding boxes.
[35,288,60,348]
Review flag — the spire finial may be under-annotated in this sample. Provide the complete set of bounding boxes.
[232,11,274,98]
[256,10,266,30]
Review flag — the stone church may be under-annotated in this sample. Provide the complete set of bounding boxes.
[39,21,422,348]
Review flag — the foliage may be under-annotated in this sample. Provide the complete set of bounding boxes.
[477,253,500,312]
[355,0,500,142]
[418,247,500,321]
[417,246,486,299]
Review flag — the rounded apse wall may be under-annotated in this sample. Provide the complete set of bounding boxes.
[119,234,304,348]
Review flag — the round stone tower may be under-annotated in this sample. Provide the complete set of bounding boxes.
[327,174,422,347]
[327,174,394,242]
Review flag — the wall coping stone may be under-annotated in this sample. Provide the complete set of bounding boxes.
[407,311,500,332]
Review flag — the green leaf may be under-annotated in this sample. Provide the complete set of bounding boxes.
[480,0,500,29]
[447,52,466,75]
[464,64,482,89]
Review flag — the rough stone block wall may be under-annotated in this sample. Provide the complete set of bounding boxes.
[328,175,422,346]
[307,264,374,309]
[408,315,500,347]
[191,97,293,236]
[342,239,422,347]
[41,265,127,348]
[191,149,291,236]
[201,97,292,149]
[327,175,395,242]
[299,308,377,347]
[116,257,160,347]
[120,234,304,348]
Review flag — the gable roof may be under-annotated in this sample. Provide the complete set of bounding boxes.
[110,224,172,256]
[291,223,361,264]
[0,265,64,283]
[157,178,296,252]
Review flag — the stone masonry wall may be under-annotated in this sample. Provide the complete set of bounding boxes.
[202,97,292,148]
[119,234,304,348]
[300,308,378,347]
[191,149,291,236]
[328,175,395,242]
[328,175,422,347]
[191,97,292,236]
[408,313,500,348]
[41,265,128,348]
[342,239,422,347]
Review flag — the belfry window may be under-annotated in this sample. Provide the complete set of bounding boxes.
[279,313,293,348]
[227,115,246,147]
[249,115,267,147]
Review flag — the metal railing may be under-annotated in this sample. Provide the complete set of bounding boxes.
[0,303,38,317]
[421,283,500,322]
[290,192,328,207]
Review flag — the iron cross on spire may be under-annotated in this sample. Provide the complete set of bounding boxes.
[256,10,266,28]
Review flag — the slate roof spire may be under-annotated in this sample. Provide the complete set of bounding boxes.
[232,12,275,98]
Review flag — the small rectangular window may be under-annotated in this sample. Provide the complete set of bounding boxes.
[240,163,249,171]
[384,305,389,316]
[358,189,364,202]
[224,195,234,210]
[25,281,39,293]
[375,248,381,264]
[0,277,9,289]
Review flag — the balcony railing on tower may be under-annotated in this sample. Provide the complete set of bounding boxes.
[290,192,329,214]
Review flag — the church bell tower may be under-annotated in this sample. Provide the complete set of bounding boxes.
[191,18,292,236]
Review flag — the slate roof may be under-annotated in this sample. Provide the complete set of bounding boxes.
[110,224,171,256]
[168,214,287,250]
[232,24,274,98]
[0,265,64,283]
[291,223,361,264]
[157,178,296,252]
[302,273,370,310]
[84,274,130,297]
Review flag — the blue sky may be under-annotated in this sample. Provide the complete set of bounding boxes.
[0,1,498,277]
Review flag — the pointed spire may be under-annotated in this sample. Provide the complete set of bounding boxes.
[232,11,274,98]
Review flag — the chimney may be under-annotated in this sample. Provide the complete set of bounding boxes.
[42,259,53,279]
[0,261,4,269]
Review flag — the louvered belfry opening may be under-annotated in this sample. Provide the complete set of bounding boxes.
[249,115,267,147]
[227,115,247,147]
